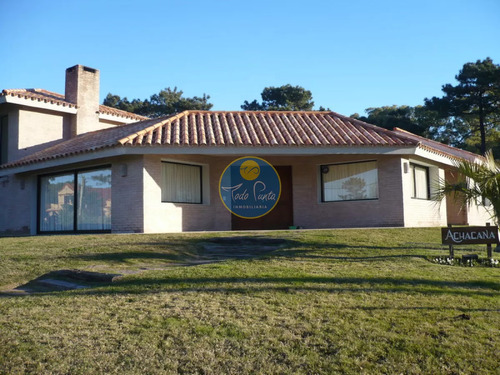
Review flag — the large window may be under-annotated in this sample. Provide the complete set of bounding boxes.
[39,167,111,233]
[321,161,378,202]
[161,162,202,204]
[410,163,430,200]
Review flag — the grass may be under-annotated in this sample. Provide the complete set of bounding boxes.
[0,228,499,374]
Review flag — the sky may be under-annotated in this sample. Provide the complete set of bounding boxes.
[1,0,499,117]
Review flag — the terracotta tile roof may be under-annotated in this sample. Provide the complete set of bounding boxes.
[1,89,77,108]
[117,111,418,147]
[1,111,422,170]
[98,105,149,121]
[392,128,482,162]
[1,118,161,168]
[0,89,148,121]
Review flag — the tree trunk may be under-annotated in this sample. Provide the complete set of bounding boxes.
[479,103,487,155]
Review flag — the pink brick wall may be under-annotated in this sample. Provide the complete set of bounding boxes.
[138,154,407,232]
[142,155,231,232]
[279,155,405,229]
[111,156,145,233]
[0,153,457,235]
[444,169,467,225]
[0,174,33,235]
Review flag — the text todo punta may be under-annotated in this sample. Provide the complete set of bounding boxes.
[222,181,277,203]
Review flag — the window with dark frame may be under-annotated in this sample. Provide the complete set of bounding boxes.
[161,162,202,204]
[38,166,111,233]
[321,160,379,202]
[410,163,430,200]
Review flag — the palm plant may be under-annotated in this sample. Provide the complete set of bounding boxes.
[434,150,500,226]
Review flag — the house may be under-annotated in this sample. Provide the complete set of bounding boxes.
[0,65,491,235]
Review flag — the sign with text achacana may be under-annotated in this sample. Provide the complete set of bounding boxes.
[441,226,499,245]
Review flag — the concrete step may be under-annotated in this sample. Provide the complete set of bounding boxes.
[37,278,89,290]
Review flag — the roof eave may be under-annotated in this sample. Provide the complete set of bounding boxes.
[0,144,419,176]
[98,112,144,124]
[414,145,459,166]
[0,94,78,114]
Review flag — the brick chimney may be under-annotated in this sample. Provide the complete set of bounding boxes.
[65,65,100,136]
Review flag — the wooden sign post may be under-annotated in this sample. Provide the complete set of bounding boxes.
[441,223,500,259]
[487,223,493,259]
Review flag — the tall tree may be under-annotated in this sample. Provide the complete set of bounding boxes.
[350,105,454,139]
[241,84,315,111]
[102,94,145,114]
[103,87,213,118]
[352,105,425,136]
[425,58,500,155]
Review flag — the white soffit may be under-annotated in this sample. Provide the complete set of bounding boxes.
[0,95,77,114]
[99,113,140,124]
[414,146,455,166]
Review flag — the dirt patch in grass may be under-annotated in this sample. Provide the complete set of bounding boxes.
[2,269,122,295]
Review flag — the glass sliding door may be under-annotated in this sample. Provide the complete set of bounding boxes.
[39,174,75,232]
[38,166,111,233]
[77,169,112,231]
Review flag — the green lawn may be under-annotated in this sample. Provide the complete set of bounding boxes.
[0,228,499,374]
